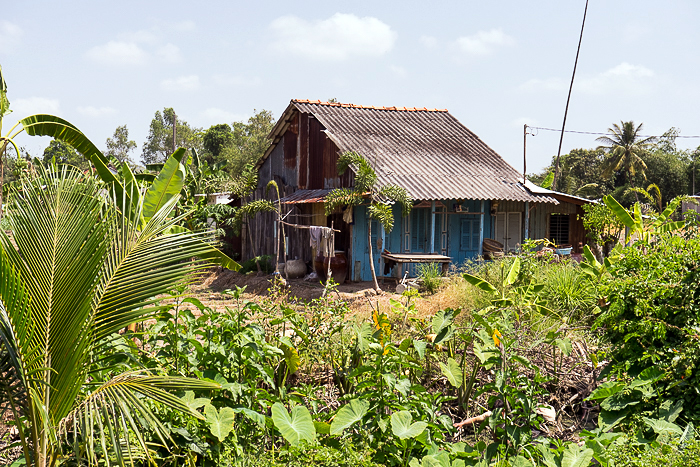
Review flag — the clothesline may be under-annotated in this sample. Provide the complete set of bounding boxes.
[279,220,341,232]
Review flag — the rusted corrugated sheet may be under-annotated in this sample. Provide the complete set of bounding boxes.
[290,100,556,204]
[279,189,332,204]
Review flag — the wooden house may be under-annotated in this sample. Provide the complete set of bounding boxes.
[243,99,591,281]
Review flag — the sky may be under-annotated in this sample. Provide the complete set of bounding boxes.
[3,1,700,173]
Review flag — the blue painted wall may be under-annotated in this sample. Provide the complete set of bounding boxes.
[351,200,493,281]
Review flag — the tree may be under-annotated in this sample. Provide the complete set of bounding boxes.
[0,167,226,466]
[202,123,233,164]
[325,152,412,292]
[105,124,136,163]
[42,139,89,170]
[221,109,275,176]
[141,108,203,165]
[596,121,656,196]
[0,66,238,465]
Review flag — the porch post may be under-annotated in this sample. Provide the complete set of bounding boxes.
[525,201,530,240]
[430,201,436,253]
[479,200,485,255]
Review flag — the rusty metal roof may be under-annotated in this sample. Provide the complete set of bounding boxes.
[279,189,332,204]
[288,100,556,204]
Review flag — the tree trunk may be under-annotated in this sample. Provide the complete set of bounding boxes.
[368,217,380,292]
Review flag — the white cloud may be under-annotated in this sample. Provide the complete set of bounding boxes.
[521,62,655,96]
[420,35,438,48]
[0,20,22,53]
[12,97,60,117]
[269,13,397,61]
[455,28,515,56]
[77,106,116,117]
[157,43,183,64]
[86,41,149,66]
[160,75,200,92]
[200,108,247,124]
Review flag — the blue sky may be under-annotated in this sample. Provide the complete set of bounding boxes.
[3,1,699,172]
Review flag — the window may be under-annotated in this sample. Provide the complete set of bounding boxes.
[460,218,480,251]
[550,214,570,245]
[410,209,428,252]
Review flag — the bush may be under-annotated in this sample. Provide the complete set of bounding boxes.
[596,234,700,423]
[239,254,274,274]
[606,438,700,467]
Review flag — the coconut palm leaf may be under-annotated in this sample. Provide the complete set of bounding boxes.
[0,168,221,466]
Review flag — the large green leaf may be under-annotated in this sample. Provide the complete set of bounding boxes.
[561,445,594,467]
[586,381,624,401]
[603,196,635,229]
[271,402,315,445]
[505,257,520,286]
[205,404,236,442]
[462,273,497,294]
[439,358,463,388]
[391,411,428,440]
[643,417,683,436]
[142,148,187,221]
[330,399,369,435]
[19,115,126,200]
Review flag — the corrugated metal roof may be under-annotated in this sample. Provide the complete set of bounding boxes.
[290,100,557,204]
[279,189,332,204]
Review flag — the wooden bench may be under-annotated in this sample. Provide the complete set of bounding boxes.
[380,252,452,282]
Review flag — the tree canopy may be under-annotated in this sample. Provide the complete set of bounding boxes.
[105,124,136,163]
[141,108,203,165]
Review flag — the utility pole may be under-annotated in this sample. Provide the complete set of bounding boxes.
[552,0,589,189]
[523,124,528,184]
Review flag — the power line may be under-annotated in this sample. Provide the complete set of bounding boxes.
[530,126,700,139]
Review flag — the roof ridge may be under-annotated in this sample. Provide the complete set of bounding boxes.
[292,99,448,112]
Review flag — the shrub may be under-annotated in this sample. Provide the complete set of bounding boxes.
[596,234,700,424]
[240,254,274,273]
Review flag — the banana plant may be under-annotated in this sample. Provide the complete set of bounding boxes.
[603,195,684,243]
[463,258,551,319]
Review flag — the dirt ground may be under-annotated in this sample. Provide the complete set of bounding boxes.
[187,267,458,320]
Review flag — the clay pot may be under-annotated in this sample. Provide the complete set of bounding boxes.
[315,250,348,284]
[285,259,306,279]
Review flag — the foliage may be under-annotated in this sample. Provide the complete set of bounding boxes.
[603,194,684,243]
[605,437,700,467]
[220,109,275,176]
[0,168,224,466]
[42,138,89,170]
[417,262,443,294]
[105,124,137,163]
[581,202,624,254]
[595,234,700,430]
[141,107,203,164]
[240,254,275,274]
[325,151,412,291]
[597,121,656,190]
[202,123,234,164]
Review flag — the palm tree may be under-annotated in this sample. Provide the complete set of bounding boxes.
[596,121,656,197]
[0,65,239,466]
[0,166,232,466]
[325,152,412,293]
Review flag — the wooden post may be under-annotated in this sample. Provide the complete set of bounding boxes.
[479,200,485,256]
[430,200,436,253]
[524,201,530,241]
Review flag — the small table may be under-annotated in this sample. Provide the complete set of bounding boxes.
[380,252,452,282]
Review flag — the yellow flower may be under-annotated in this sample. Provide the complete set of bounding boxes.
[493,329,502,347]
